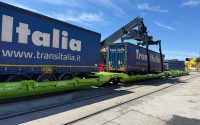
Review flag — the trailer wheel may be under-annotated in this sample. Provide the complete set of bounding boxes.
[109,78,118,85]
[58,73,74,80]
[117,77,124,83]
[36,74,55,82]
[6,75,31,82]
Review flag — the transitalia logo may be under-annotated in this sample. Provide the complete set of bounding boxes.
[0,14,82,52]
[136,49,160,63]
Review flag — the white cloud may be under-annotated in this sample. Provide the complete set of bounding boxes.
[50,12,104,25]
[38,0,68,5]
[2,0,106,27]
[37,0,83,8]
[38,0,126,17]
[137,3,169,13]
[3,1,38,12]
[15,4,38,12]
[154,21,175,31]
[181,0,200,7]
[97,0,126,16]
[164,51,199,56]
[164,51,199,60]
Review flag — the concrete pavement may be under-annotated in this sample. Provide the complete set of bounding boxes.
[0,73,199,125]
[73,73,200,125]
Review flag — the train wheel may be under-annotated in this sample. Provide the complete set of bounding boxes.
[6,75,31,82]
[58,73,74,80]
[36,74,55,82]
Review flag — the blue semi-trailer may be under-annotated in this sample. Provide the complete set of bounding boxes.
[0,2,101,82]
[164,60,185,71]
[107,43,164,73]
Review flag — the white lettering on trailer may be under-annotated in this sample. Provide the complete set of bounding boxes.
[1,15,13,42]
[136,49,160,63]
[1,14,82,52]
[16,22,31,44]
[136,49,147,61]
[52,29,60,48]
[32,31,50,47]
[61,31,68,49]
[70,39,81,51]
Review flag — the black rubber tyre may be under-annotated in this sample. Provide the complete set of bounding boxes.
[108,78,118,85]
[58,73,74,80]
[36,74,55,82]
[6,75,31,82]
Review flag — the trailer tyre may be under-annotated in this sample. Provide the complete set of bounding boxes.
[109,78,118,85]
[36,74,55,82]
[58,73,74,80]
[6,75,31,82]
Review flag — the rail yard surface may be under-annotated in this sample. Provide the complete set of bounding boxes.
[0,1,200,125]
[0,72,199,125]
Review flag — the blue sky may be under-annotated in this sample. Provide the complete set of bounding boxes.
[1,0,200,60]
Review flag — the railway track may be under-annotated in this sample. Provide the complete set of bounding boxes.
[66,74,199,125]
[0,74,198,122]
